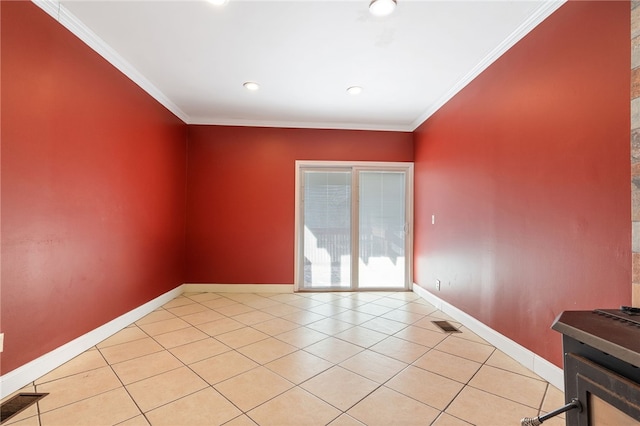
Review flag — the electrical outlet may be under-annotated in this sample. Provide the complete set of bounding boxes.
[436,279,441,291]
[0,333,4,353]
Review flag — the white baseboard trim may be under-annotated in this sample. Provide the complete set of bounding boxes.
[182,283,294,294]
[0,285,184,399]
[412,284,564,391]
[3,282,562,399]
[1,282,294,398]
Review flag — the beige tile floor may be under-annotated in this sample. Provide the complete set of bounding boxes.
[2,291,566,426]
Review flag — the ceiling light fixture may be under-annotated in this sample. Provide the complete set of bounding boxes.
[346,86,363,95]
[207,0,229,6]
[369,0,396,17]
[243,81,260,91]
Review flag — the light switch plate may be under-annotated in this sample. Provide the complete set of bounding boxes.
[0,333,4,353]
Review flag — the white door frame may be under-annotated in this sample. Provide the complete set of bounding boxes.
[294,160,414,292]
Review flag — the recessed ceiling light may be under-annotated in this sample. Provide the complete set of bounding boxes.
[369,0,396,17]
[346,86,363,95]
[243,81,260,91]
[207,0,229,6]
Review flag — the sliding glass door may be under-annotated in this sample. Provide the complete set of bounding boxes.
[296,162,412,291]
[302,170,352,289]
[358,171,406,289]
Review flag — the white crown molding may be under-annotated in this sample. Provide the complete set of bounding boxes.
[410,0,567,131]
[30,0,410,133]
[31,0,564,133]
[31,0,190,124]
[32,0,59,20]
[412,283,564,391]
[188,117,413,132]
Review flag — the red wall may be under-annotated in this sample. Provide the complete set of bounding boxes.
[413,0,630,367]
[2,0,630,378]
[1,2,188,374]
[186,126,413,284]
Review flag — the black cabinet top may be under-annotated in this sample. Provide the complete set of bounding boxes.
[552,310,640,368]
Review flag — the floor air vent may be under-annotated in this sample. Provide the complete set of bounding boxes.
[432,320,461,333]
[1,393,48,424]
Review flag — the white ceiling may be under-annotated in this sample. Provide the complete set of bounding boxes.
[37,0,565,131]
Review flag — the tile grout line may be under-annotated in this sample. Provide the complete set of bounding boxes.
[172,294,312,422]
[437,339,497,417]
[262,294,441,422]
[11,291,560,425]
[110,306,248,424]
[453,340,551,415]
[179,293,406,424]
[94,343,150,425]
[132,308,247,420]
[538,382,551,417]
[36,382,44,426]
[33,366,135,423]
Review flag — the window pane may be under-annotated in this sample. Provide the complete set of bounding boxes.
[358,171,405,288]
[302,171,351,289]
